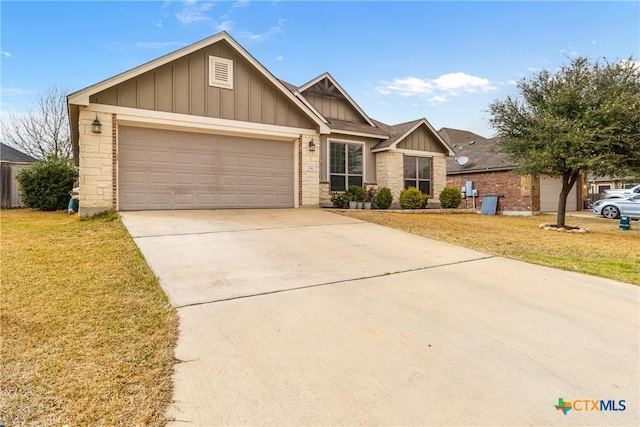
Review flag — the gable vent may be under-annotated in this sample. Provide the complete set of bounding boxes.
[209,56,233,89]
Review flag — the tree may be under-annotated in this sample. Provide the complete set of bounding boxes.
[489,57,640,227]
[1,85,73,160]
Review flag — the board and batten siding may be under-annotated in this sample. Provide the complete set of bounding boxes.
[303,93,366,123]
[89,40,315,129]
[397,126,447,153]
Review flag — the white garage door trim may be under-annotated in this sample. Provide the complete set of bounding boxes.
[118,126,295,210]
[540,175,578,212]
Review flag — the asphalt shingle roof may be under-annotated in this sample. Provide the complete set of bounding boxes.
[0,143,37,163]
[439,128,514,174]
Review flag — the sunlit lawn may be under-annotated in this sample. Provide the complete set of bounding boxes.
[1,209,178,425]
[337,211,640,285]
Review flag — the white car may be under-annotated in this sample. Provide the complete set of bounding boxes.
[603,184,640,199]
[593,194,640,219]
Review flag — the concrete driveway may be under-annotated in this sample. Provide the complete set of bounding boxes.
[121,209,639,426]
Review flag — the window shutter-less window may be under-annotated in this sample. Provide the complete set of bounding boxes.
[209,56,233,89]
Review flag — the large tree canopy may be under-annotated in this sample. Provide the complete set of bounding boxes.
[1,85,72,160]
[489,57,640,227]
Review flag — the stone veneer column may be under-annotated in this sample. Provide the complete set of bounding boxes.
[431,156,447,199]
[300,134,320,207]
[78,110,114,217]
[375,150,404,202]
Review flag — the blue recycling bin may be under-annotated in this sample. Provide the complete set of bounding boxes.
[619,216,631,231]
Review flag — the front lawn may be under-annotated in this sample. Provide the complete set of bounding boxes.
[337,211,640,285]
[0,210,178,425]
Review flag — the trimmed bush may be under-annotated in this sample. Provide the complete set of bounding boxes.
[16,158,76,211]
[399,186,424,209]
[420,193,430,209]
[346,185,366,202]
[439,186,463,209]
[330,192,349,209]
[374,187,393,209]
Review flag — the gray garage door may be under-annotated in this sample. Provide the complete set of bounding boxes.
[119,126,294,210]
[539,175,578,212]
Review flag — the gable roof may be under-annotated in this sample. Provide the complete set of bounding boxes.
[372,119,454,155]
[68,31,330,134]
[439,127,514,174]
[0,143,37,163]
[297,73,377,128]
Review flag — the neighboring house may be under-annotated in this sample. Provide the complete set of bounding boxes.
[0,143,37,209]
[586,174,638,203]
[67,31,453,217]
[441,128,582,214]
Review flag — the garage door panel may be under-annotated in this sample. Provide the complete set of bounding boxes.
[540,175,578,212]
[119,126,294,210]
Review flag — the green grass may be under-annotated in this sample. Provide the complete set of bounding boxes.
[1,209,179,425]
[337,211,640,285]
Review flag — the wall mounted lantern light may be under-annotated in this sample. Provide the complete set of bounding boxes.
[91,115,102,134]
[308,138,316,152]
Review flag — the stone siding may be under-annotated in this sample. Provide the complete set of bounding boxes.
[300,133,320,207]
[78,110,114,217]
[375,151,404,203]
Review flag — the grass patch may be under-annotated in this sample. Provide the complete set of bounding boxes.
[1,209,179,425]
[337,211,640,285]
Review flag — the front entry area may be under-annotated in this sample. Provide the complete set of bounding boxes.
[118,126,294,210]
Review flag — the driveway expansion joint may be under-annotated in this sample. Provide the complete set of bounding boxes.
[174,254,496,310]
[132,221,366,239]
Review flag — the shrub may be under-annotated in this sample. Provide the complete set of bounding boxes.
[365,187,377,203]
[420,193,430,209]
[346,185,366,202]
[439,186,463,209]
[375,187,393,209]
[16,158,76,211]
[330,192,349,209]
[399,186,424,209]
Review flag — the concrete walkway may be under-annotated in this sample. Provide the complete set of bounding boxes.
[121,209,639,426]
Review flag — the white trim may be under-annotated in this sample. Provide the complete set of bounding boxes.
[330,129,390,140]
[326,138,366,191]
[67,32,329,134]
[86,104,312,140]
[298,73,377,128]
[371,119,454,156]
[393,148,448,157]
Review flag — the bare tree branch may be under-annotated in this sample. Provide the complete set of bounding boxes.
[1,85,72,160]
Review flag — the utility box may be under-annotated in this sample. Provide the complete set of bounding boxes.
[620,216,631,231]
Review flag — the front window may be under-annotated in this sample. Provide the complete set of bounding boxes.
[404,156,431,195]
[330,142,363,191]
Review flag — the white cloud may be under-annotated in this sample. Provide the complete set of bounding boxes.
[1,51,12,57]
[620,59,640,70]
[153,20,163,27]
[376,72,497,103]
[240,19,285,41]
[275,55,284,61]
[1,87,25,96]
[216,20,234,32]
[176,0,214,24]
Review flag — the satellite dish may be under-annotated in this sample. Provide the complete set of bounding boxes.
[456,156,469,167]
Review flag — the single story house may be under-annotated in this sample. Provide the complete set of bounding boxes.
[586,174,638,203]
[67,31,453,217]
[0,143,37,208]
[440,128,583,214]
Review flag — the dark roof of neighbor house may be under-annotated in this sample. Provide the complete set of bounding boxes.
[439,128,514,174]
[0,143,37,163]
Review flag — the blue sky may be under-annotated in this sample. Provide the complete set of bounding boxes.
[1,1,638,137]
